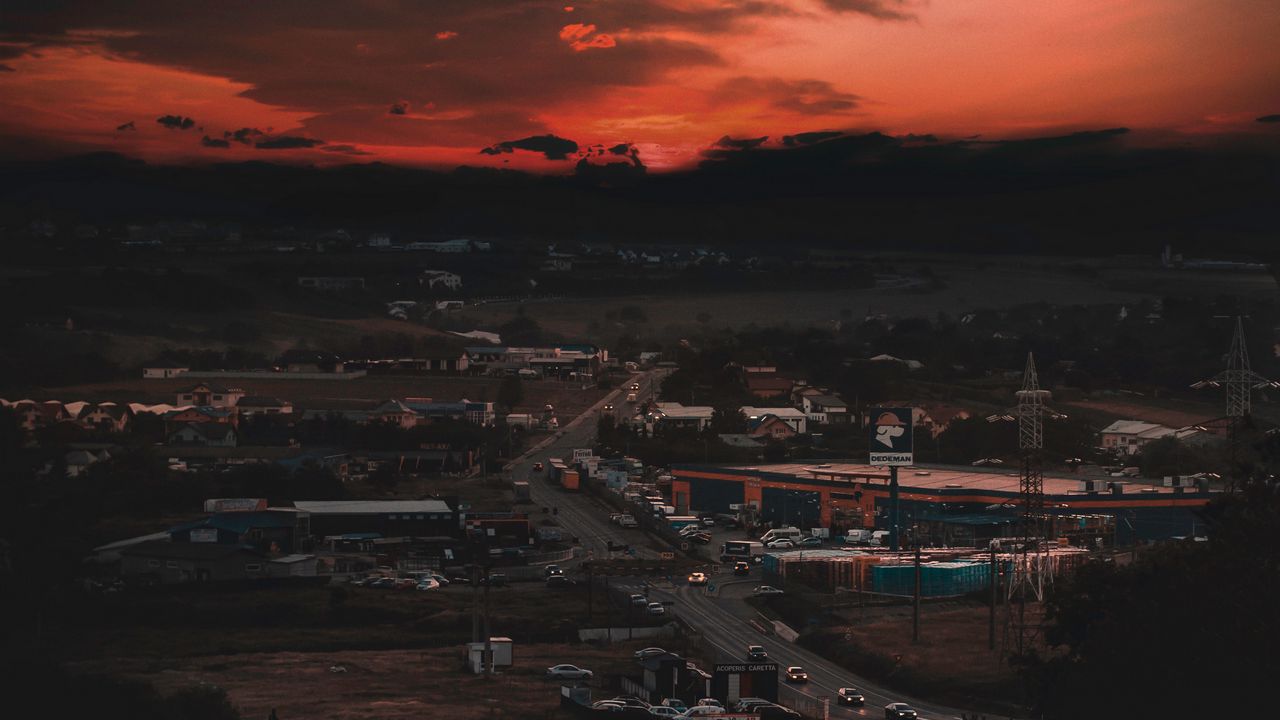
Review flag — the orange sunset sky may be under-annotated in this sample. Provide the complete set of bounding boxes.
[1,0,1277,171]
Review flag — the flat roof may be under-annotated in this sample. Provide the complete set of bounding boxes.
[293,500,453,514]
[693,461,1188,496]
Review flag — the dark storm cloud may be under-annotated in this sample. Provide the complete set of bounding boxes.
[818,0,919,20]
[116,121,136,131]
[712,136,769,150]
[781,131,842,146]
[156,114,195,130]
[608,143,634,155]
[1258,115,1280,123]
[714,77,860,116]
[255,135,324,149]
[224,127,264,144]
[481,134,579,160]
[389,100,409,115]
[201,135,231,148]
[320,144,373,155]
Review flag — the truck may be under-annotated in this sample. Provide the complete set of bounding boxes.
[759,527,803,545]
[720,539,765,563]
[843,529,890,546]
[666,515,701,530]
[626,392,638,403]
[512,480,531,503]
[618,514,638,528]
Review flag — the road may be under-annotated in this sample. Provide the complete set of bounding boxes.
[504,368,976,719]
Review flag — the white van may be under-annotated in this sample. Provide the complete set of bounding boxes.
[759,527,802,544]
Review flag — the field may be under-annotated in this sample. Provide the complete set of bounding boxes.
[462,258,1275,340]
[39,374,608,418]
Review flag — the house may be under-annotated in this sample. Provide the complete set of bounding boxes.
[76,402,132,432]
[169,509,308,554]
[420,269,463,290]
[164,405,237,429]
[297,276,365,291]
[3,399,69,430]
[746,414,799,440]
[368,399,420,429]
[142,366,189,379]
[800,394,850,424]
[167,422,238,447]
[65,448,109,477]
[278,349,345,373]
[740,406,807,434]
[367,233,392,248]
[176,383,244,408]
[235,396,294,416]
[745,374,794,399]
[120,540,270,584]
[648,402,715,432]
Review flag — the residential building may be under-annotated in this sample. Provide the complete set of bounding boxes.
[76,402,132,432]
[745,374,794,399]
[800,394,850,424]
[235,396,294,416]
[740,406,808,434]
[420,270,463,290]
[648,402,715,432]
[747,414,799,440]
[1099,420,1209,455]
[142,366,189,379]
[167,422,238,447]
[176,383,244,408]
[368,399,419,429]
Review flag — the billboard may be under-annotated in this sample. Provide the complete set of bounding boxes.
[572,448,594,461]
[869,407,913,466]
[203,498,267,513]
[189,528,219,543]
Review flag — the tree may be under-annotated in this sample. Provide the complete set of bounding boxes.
[498,375,524,410]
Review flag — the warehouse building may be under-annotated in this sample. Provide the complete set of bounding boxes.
[670,462,1215,544]
[293,499,458,538]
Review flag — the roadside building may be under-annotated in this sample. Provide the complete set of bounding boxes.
[740,406,808,434]
[120,540,270,584]
[293,499,458,539]
[176,383,244,408]
[235,396,294,416]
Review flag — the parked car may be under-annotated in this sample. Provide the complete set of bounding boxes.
[592,701,625,712]
[733,698,773,713]
[633,647,668,659]
[646,602,666,616]
[747,644,768,660]
[837,688,865,706]
[688,532,712,545]
[757,704,802,719]
[545,664,593,680]
[415,578,441,590]
[753,585,784,596]
[687,572,708,585]
[733,561,750,576]
[784,666,809,683]
[678,707,722,718]
[428,573,450,586]
[484,573,507,587]
[884,702,918,719]
[660,699,688,712]
[630,593,649,607]
[649,707,681,718]
[765,539,795,549]
[611,696,651,709]
[678,526,701,537]
[798,536,823,548]
[700,516,717,527]
[394,578,417,590]
[693,699,723,709]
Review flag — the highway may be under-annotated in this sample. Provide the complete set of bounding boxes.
[503,368,975,719]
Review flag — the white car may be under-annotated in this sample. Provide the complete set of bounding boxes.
[765,539,795,549]
[753,585,785,596]
[687,572,708,586]
[428,573,450,586]
[415,578,440,590]
[630,593,649,607]
[634,647,668,659]
[678,707,723,718]
[592,701,625,712]
[694,699,723,709]
[649,707,681,718]
[647,601,666,615]
[546,664,593,680]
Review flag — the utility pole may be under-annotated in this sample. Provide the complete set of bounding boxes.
[470,563,481,643]
[912,545,921,644]
[988,545,997,651]
[1193,316,1276,485]
[482,579,493,677]
[889,466,900,551]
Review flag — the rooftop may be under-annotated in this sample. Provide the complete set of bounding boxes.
[293,499,453,515]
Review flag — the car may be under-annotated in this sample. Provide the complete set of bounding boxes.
[545,664,593,680]
[394,578,418,590]
[415,578,441,590]
[687,572,708,585]
[660,699,688,712]
[630,593,649,607]
[546,574,573,588]
[757,704,802,719]
[630,382,641,391]
[633,647,668,659]
[604,403,615,411]
[753,585,785,596]
[677,708,722,718]
[532,462,544,472]
[592,701,625,712]
[784,666,808,683]
[544,564,564,577]
[368,577,395,589]
[611,696,651,709]
[884,702,918,719]
[837,688,865,706]
[746,644,768,660]
[693,698,723,709]
[765,539,795,549]
[688,532,713,545]
[646,601,666,615]
[733,561,750,576]
[649,707,681,718]
[610,512,623,524]
[733,698,773,713]
[678,525,701,537]
[428,573,450,587]
[798,536,823,548]
[701,516,717,527]
[482,573,507,586]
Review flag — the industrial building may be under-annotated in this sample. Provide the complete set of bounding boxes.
[293,499,458,538]
[671,462,1215,544]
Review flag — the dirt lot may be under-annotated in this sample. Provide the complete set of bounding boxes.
[75,642,646,720]
[41,374,607,419]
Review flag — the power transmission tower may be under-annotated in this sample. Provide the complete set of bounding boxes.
[991,353,1060,656]
[1193,316,1277,483]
